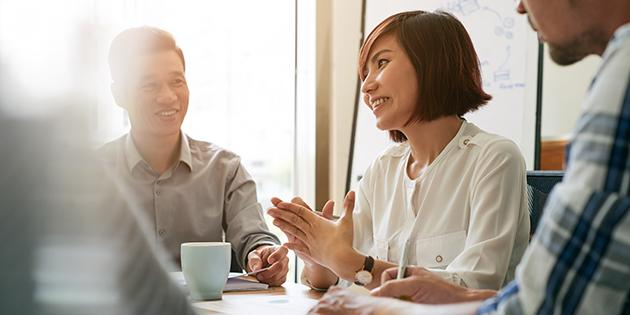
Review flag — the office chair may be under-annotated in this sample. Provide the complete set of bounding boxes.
[526,170,564,236]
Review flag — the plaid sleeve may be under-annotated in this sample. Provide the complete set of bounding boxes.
[478,25,630,315]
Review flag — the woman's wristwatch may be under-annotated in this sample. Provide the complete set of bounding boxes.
[354,255,375,286]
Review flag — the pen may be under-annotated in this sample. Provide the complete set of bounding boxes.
[396,239,411,280]
[396,240,412,301]
[228,266,271,278]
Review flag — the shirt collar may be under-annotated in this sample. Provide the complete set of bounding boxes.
[612,23,630,43]
[124,133,144,173]
[124,132,193,173]
[179,132,193,172]
[602,23,630,60]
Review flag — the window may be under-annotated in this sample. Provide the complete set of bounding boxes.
[0,0,314,283]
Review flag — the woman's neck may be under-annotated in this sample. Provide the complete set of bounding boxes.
[401,116,463,179]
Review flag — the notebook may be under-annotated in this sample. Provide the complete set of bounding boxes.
[170,271,269,292]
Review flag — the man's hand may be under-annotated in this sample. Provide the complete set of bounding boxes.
[246,245,289,286]
[310,286,485,315]
[371,266,496,304]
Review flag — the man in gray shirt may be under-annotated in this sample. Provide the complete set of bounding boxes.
[99,26,288,286]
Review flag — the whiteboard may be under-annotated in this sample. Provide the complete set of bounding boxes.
[349,0,540,190]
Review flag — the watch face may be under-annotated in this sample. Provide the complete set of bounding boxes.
[355,270,373,286]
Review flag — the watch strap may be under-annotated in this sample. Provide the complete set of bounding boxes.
[363,255,374,273]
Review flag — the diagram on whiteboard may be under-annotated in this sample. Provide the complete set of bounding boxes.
[441,0,524,90]
[349,0,539,190]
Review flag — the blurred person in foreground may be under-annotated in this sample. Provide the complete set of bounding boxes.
[0,98,197,314]
[308,0,630,314]
[100,26,288,285]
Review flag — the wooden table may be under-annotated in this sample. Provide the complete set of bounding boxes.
[192,282,484,315]
[193,282,323,315]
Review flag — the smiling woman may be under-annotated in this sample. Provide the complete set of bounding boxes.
[269,10,531,295]
[358,10,491,142]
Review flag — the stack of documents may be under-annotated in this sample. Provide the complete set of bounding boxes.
[170,271,269,292]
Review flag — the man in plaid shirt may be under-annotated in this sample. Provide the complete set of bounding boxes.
[308,0,630,314]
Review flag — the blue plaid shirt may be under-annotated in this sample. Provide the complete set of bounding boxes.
[478,23,630,315]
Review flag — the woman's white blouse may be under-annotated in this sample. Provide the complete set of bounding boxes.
[352,121,530,290]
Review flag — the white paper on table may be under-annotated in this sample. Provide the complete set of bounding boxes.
[194,294,318,315]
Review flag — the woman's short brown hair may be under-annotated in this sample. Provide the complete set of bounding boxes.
[358,11,491,142]
[108,26,185,84]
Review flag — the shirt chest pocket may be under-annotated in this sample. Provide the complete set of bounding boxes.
[414,230,466,268]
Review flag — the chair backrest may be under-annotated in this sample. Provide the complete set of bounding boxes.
[526,170,564,236]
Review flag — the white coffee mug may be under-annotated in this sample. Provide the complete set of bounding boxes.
[180,242,231,300]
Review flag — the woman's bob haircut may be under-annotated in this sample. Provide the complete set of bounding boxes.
[359,10,491,142]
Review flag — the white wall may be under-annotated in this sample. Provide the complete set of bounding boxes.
[541,46,601,140]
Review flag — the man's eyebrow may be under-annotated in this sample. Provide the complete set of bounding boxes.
[139,74,156,82]
[138,71,184,81]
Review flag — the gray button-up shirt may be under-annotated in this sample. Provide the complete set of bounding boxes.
[99,132,279,268]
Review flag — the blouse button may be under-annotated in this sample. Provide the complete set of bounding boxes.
[435,255,443,263]
[458,137,472,148]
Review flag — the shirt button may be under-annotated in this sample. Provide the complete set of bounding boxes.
[435,255,443,263]
[158,229,167,237]
[459,137,472,148]
[155,190,161,196]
